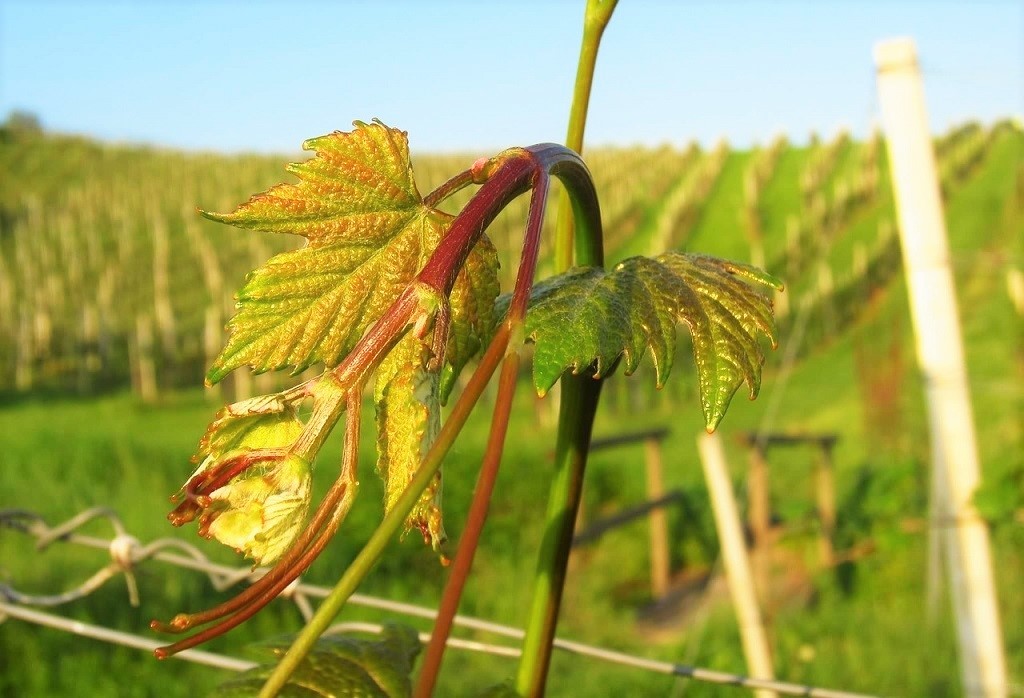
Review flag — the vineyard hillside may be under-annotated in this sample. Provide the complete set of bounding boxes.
[1,118,1022,697]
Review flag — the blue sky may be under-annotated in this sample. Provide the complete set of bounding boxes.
[1,1,1021,154]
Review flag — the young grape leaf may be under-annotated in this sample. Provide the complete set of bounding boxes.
[441,231,500,403]
[214,623,420,697]
[202,120,497,386]
[374,332,446,552]
[508,252,782,430]
[171,402,313,565]
[194,397,303,464]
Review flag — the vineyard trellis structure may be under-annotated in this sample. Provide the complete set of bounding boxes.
[1,116,1021,696]
[0,119,1016,405]
[0,506,881,698]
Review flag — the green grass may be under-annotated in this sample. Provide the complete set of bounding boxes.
[5,376,1019,696]
[0,385,990,697]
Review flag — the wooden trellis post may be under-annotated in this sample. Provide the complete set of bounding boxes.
[642,435,670,599]
[132,313,158,404]
[78,303,101,394]
[186,218,225,402]
[150,210,178,366]
[698,432,777,698]
[584,428,673,600]
[875,37,1007,698]
[746,443,772,548]
[813,440,837,567]
[745,440,772,597]
[738,432,839,572]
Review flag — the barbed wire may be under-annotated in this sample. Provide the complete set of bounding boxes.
[0,505,906,698]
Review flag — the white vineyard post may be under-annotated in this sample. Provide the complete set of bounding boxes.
[697,431,777,698]
[874,37,1007,698]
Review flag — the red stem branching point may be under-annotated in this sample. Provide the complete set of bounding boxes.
[416,146,602,694]
[153,143,601,668]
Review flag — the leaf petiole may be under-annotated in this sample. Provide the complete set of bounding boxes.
[415,168,553,695]
[423,169,477,209]
[258,322,512,698]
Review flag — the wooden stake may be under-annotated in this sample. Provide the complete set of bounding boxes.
[698,432,777,698]
[926,455,948,625]
[875,37,1007,698]
[15,307,33,392]
[133,313,158,404]
[151,211,178,363]
[187,220,225,401]
[747,444,771,548]
[746,441,772,606]
[203,305,223,403]
[643,436,670,599]
[814,443,836,568]
[79,303,100,394]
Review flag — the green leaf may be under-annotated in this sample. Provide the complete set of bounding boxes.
[511,252,782,430]
[213,623,421,698]
[193,395,303,464]
[374,332,446,552]
[441,232,500,403]
[202,119,496,386]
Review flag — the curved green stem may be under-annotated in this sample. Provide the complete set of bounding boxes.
[553,0,619,271]
[515,375,603,696]
[527,144,604,271]
[517,1,615,694]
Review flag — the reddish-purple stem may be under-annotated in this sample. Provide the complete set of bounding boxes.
[415,173,551,695]
[153,142,600,663]
[423,169,476,209]
[417,151,535,297]
[153,393,362,654]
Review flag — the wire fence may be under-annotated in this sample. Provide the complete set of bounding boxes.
[1,505,887,698]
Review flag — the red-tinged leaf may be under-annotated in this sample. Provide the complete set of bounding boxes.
[171,401,311,565]
[441,232,500,402]
[374,332,446,552]
[202,120,496,386]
